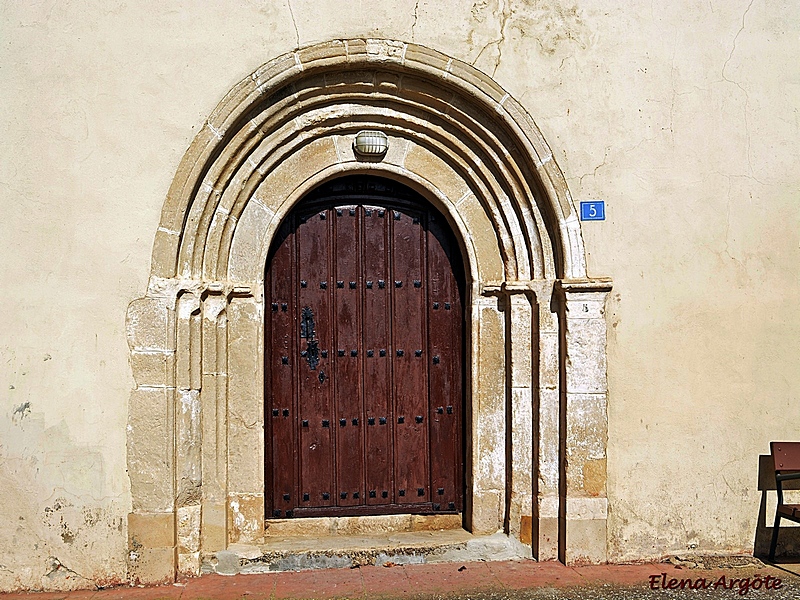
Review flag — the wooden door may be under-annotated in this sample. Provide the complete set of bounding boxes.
[265,176,463,518]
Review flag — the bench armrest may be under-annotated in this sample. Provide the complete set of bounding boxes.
[776,471,800,483]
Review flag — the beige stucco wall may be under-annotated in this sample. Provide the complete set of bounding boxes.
[1,0,798,591]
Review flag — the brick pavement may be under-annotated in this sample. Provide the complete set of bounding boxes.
[2,559,798,599]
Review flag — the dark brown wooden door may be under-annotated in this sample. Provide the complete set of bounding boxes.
[265,176,463,519]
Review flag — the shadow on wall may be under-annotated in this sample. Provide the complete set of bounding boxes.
[755,454,800,558]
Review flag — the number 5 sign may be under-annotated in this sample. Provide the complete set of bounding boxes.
[580,201,605,221]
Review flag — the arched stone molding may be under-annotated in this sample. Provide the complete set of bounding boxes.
[125,39,612,584]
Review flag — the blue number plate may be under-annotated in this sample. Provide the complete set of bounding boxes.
[580,201,605,221]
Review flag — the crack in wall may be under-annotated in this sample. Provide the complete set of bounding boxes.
[411,0,420,42]
[578,147,610,187]
[45,557,99,590]
[720,0,762,182]
[472,0,511,77]
[287,0,300,48]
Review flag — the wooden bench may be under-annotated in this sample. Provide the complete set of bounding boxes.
[769,441,800,561]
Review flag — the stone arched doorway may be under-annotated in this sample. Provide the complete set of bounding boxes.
[125,39,612,584]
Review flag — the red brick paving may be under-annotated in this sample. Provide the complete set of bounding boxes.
[2,559,797,599]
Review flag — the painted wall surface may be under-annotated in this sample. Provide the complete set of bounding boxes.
[1,0,798,591]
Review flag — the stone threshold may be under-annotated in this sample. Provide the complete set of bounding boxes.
[202,529,531,574]
[264,513,463,537]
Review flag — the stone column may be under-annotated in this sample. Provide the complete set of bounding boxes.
[501,284,535,550]
[200,288,228,555]
[469,293,507,534]
[556,279,612,565]
[125,294,178,585]
[226,288,265,545]
[530,281,560,561]
[175,291,202,575]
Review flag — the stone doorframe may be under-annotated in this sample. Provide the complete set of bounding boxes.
[125,39,613,584]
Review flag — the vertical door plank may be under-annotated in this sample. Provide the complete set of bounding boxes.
[391,209,429,504]
[427,216,463,511]
[296,210,334,508]
[333,206,364,507]
[362,206,393,505]
[266,221,296,516]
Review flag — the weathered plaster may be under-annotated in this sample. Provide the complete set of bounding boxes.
[2,0,799,591]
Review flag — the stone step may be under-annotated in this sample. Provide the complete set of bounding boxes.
[204,530,530,574]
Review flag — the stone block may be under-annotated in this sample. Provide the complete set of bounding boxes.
[294,72,326,96]
[201,501,227,552]
[176,388,202,498]
[128,512,175,549]
[228,543,263,560]
[227,298,262,404]
[473,303,506,498]
[447,59,507,104]
[201,211,230,279]
[565,294,606,319]
[534,284,558,333]
[410,514,462,531]
[228,494,264,544]
[405,44,451,74]
[335,514,412,535]
[364,38,405,64]
[496,96,549,163]
[519,515,533,545]
[400,75,452,103]
[128,546,176,586]
[213,550,242,576]
[207,75,257,135]
[582,458,607,497]
[227,419,263,495]
[565,318,608,394]
[566,393,608,462]
[177,552,201,576]
[404,144,470,207]
[177,505,201,554]
[476,304,506,410]
[344,38,368,60]
[537,388,560,495]
[323,69,373,89]
[541,160,573,217]
[375,70,402,92]
[565,399,608,494]
[471,489,503,535]
[297,39,347,66]
[508,296,533,388]
[126,297,171,352]
[565,517,607,565]
[510,387,533,489]
[456,193,504,280]
[163,124,218,218]
[200,374,224,492]
[150,229,180,279]
[252,53,302,91]
[128,388,173,512]
[536,516,559,561]
[539,331,559,390]
[379,135,410,169]
[129,350,170,387]
[264,516,335,537]
[229,195,274,281]
[261,138,337,210]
